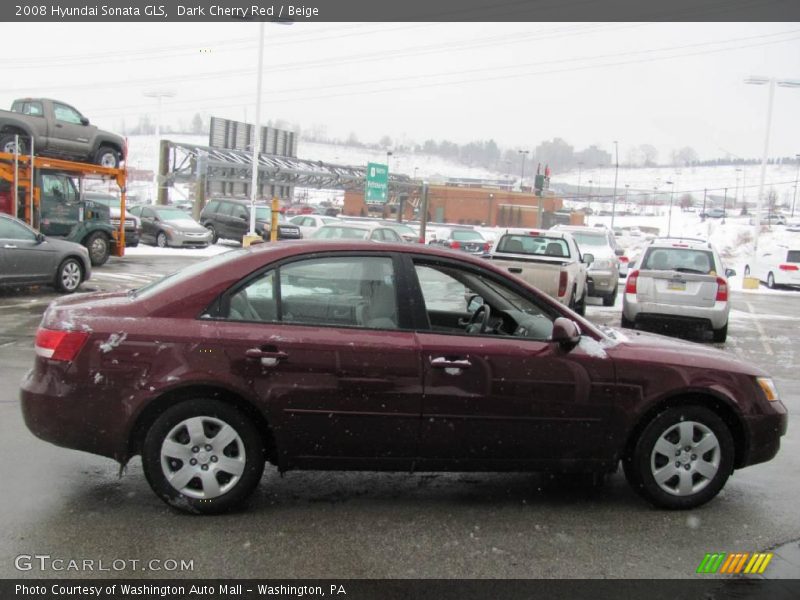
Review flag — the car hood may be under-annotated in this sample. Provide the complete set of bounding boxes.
[164,218,207,233]
[601,327,768,377]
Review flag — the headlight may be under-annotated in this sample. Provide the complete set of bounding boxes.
[756,377,780,402]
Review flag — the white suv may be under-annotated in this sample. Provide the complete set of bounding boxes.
[621,238,735,342]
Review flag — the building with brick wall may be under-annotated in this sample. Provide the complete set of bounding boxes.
[343,185,583,228]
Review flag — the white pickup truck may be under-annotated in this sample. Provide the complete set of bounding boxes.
[486,228,592,315]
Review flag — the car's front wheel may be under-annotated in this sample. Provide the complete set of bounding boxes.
[141,399,266,514]
[54,257,83,293]
[94,146,121,168]
[0,133,28,155]
[156,231,169,248]
[624,405,734,509]
[205,224,218,244]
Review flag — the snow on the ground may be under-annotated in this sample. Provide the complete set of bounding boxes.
[124,241,236,258]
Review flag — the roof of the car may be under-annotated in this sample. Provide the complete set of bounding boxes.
[554,225,605,234]
[501,228,572,239]
[646,237,712,250]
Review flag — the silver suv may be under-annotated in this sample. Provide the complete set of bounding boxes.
[621,238,735,342]
[552,225,621,306]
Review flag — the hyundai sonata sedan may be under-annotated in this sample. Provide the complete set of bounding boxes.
[21,242,786,513]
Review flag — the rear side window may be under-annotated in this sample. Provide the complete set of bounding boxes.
[641,248,716,274]
[11,101,43,116]
[204,200,219,214]
[786,250,800,263]
[217,202,234,217]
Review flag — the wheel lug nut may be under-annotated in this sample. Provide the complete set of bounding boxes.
[201,464,209,471]
[205,444,212,451]
[675,450,681,457]
[189,459,197,466]
[210,456,218,463]
[691,454,697,460]
[684,464,691,470]
[675,461,681,468]
[685,446,691,451]
[191,446,199,453]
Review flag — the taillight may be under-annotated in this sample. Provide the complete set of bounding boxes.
[625,270,639,294]
[35,328,89,362]
[483,242,491,252]
[558,271,568,297]
[715,277,728,302]
[779,264,799,271]
[450,241,461,249]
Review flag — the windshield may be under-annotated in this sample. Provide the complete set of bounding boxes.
[155,208,191,221]
[641,247,715,274]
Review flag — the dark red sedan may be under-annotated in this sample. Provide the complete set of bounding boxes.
[20,242,787,513]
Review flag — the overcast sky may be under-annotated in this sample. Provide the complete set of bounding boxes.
[2,22,799,164]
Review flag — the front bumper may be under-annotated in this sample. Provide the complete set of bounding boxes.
[168,230,213,247]
[741,403,788,467]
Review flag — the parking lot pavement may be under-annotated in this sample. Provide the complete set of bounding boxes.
[0,253,798,579]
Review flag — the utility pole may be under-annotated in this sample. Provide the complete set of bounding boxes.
[722,188,728,224]
[518,150,529,190]
[611,141,619,229]
[793,154,800,218]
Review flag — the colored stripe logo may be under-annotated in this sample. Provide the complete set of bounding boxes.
[696,552,773,574]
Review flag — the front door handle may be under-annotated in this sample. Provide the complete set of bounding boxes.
[3,244,18,249]
[430,356,472,369]
[246,348,288,367]
[508,267,522,274]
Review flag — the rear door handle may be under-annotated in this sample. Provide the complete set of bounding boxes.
[430,356,472,369]
[508,267,522,274]
[246,348,288,367]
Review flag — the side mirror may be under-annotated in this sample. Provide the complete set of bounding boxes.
[80,117,90,126]
[725,268,736,277]
[614,248,625,257]
[583,253,595,265]
[551,317,581,350]
[35,233,46,244]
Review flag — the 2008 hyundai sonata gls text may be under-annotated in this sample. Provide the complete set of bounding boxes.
[20,242,787,513]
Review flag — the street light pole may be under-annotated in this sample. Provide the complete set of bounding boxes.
[745,76,800,251]
[143,89,175,205]
[577,161,583,201]
[666,180,675,236]
[611,141,619,229]
[248,22,266,237]
[793,154,800,218]
[518,150,529,190]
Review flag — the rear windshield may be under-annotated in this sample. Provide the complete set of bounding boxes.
[570,232,607,248]
[786,250,800,263]
[496,235,570,258]
[131,249,248,298]
[641,247,716,274]
[313,226,369,240]
[452,229,484,242]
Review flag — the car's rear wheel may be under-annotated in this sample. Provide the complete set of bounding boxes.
[141,399,265,514]
[205,224,218,244]
[84,231,110,266]
[575,288,587,316]
[602,285,618,307]
[568,289,577,312]
[623,405,734,509]
[94,146,120,168]
[712,322,728,343]
[767,272,776,289]
[54,258,83,293]
[620,314,635,329]
[156,231,168,248]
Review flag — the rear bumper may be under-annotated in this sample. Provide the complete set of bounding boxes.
[587,270,616,297]
[623,296,729,329]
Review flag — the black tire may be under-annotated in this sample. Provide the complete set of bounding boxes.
[205,224,218,244]
[743,265,750,277]
[712,322,728,343]
[94,146,120,169]
[54,257,83,293]
[620,314,635,329]
[602,286,618,307]
[623,405,735,510]
[83,231,110,266]
[141,398,266,514]
[767,272,776,289]
[575,288,587,316]
[156,231,168,248]
[568,289,577,312]
[0,133,28,155]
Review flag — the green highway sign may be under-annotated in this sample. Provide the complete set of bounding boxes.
[365,162,389,204]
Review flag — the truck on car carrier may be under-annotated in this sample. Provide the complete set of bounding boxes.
[0,149,128,265]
